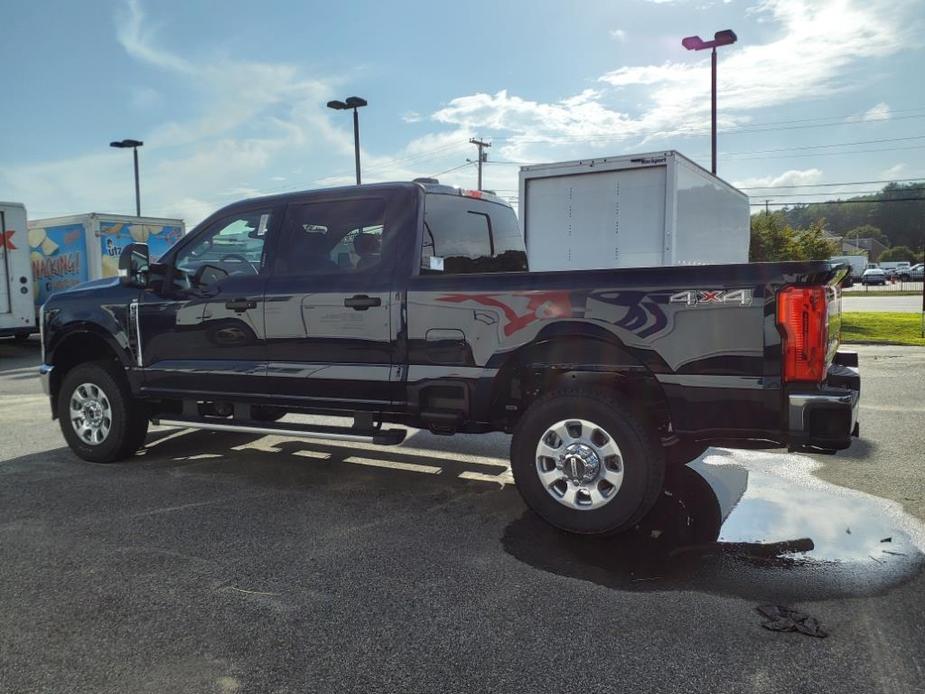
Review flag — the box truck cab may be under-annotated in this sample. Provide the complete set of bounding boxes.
[0,202,35,341]
[518,151,750,271]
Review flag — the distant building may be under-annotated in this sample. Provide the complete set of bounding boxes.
[841,237,889,262]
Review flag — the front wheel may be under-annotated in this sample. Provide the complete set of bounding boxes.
[57,360,149,463]
[510,388,665,536]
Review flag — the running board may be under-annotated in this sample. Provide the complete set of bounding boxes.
[151,417,407,445]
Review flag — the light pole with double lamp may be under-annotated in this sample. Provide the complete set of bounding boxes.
[109,139,144,216]
[326,96,368,185]
[681,29,737,175]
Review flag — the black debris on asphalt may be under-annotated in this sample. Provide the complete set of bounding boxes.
[756,605,829,638]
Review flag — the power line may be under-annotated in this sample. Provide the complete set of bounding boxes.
[429,160,476,178]
[361,141,470,175]
[752,187,925,198]
[721,135,925,156]
[689,105,925,129]
[715,143,925,161]
[750,197,925,207]
[740,177,925,190]
[488,112,925,147]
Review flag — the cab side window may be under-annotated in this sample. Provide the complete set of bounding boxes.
[421,196,527,274]
[173,210,272,288]
[273,198,388,276]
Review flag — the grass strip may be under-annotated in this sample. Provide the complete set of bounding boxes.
[841,311,925,346]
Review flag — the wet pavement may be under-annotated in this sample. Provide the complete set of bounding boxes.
[505,450,925,601]
[3,339,925,693]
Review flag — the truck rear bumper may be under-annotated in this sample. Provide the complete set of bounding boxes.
[787,351,860,453]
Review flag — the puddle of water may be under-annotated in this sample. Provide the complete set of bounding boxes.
[503,450,925,601]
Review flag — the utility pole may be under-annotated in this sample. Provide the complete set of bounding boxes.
[765,200,770,216]
[469,138,491,191]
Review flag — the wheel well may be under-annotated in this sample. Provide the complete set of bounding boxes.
[49,332,123,414]
[488,336,672,436]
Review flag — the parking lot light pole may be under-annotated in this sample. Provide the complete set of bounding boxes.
[681,30,737,175]
[109,139,144,216]
[327,97,368,185]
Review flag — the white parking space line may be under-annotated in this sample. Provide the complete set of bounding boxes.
[458,470,513,486]
[343,456,442,475]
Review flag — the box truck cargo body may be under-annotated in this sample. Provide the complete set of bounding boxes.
[27,213,185,307]
[518,151,750,272]
[830,254,868,279]
[1,202,36,339]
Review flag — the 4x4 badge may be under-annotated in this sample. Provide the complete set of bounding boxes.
[669,289,753,306]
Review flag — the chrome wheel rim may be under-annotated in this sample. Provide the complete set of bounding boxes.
[69,382,113,446]
[535,418,624,510]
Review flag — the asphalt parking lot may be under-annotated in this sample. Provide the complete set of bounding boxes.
[1,338,924,693]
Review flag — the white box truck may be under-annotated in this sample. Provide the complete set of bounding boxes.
[1,202,36,341]
[830,254,868,279]
[518,151,750,272]
[27,213,185,308]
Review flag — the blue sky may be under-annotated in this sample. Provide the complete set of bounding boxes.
[2,0,923,224]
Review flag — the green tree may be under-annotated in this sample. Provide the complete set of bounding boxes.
[794,220,838,260]
[750,212,800,261]
[878,245,917,263]
[749,215,837,261]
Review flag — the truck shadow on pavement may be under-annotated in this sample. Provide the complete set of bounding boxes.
[6,426,923,604]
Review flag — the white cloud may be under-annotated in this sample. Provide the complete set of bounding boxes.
[880,163,907,179]
[733,168,824,189]
[609,29,627,41]
[861,102,891,121]
[3,0,921,227]
[1,0,352,224]
[431,0,921,159]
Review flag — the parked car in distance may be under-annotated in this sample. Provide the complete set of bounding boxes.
[37,180,861,537]
[861,268,887,285]
[898,263,924,281]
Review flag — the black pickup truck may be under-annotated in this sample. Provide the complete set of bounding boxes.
[38,181,860,535]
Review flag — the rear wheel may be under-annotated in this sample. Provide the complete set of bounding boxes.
[57,360,149,463]
[510,388,665,535]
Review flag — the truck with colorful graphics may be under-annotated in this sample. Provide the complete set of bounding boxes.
[27,213,185,308]
[37,182,860,536]
[1,202,36,341]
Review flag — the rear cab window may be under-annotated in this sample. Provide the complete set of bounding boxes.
[421,193,527,274]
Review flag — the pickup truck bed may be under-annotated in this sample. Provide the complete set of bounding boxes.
[38,181,860,535]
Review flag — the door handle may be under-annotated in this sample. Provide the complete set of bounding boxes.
[344,294,382,311]
[225,298,257,312]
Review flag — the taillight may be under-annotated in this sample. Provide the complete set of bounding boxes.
[777,286,828,383]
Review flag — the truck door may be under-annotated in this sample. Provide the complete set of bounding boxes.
[136,205,281,396]
[263,192,408,412]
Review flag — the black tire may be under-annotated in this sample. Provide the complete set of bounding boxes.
[57,360,149,463]
[510,387,665,536]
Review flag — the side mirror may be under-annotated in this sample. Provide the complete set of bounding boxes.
[118,243,150,287]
